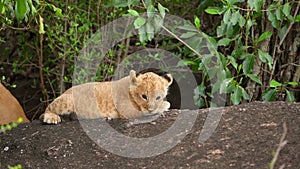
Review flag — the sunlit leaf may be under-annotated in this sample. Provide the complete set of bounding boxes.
[286,81,298,86]
[194,15,201,29]
[205,7,222,15]
[51,5,63,17]
[128,9,139,16]
[295,15,300,22]
[270,79,282,87]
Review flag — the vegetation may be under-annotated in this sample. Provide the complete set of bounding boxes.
[0,0,299,110]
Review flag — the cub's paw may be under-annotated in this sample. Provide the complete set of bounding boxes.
[156,101,171,117]
[40,113,61,124]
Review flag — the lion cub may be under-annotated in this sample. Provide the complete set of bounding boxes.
[40,70,173,124]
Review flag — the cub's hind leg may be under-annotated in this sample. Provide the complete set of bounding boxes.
[40,92,74,124]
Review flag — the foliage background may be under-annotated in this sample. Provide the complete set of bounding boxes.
[0,0,299,117]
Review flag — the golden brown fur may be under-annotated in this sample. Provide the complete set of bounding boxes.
[40,70,173,124]
[0,83,29,124]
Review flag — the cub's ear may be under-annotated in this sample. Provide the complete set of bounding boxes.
[130,70,137,85]
[164,73,173,86]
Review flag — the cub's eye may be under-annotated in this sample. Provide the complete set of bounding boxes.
[142,94,148,100]
[156,96,161,100]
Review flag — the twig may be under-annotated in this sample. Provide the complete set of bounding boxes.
[269,122,288,169]
[38,16,49,106]
[161,25,202,57]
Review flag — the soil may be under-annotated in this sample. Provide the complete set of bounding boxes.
[1,101,299,169]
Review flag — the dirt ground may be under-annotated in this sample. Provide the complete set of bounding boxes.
[0,101,299,169]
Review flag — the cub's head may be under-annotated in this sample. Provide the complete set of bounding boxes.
[129,70,173,114]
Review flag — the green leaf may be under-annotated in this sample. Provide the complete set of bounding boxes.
[228,55,238,70]
[241,87,250,100]
[262,89,277,101]
[205,7,222,15]
[180,32,198,39]
[144,0,152,8]
[248,0,262,12]
[270,79,282,87]
[158,3,167,18]
[258,49,273,69]
[223,9,231,24]
[286,81,298,86]
[255,31,272,44]
[231,85,242,105]
[108,0,138,7]
[246,74,262,85]
[285,89,296,102]
[246,19,255,36]
[243,54,254,74]
[128,9,139,16]
[194,83,206,108]
[278,25,288,41]
[220,78,233,93]
[198,0,215,11]
[27,0,37,15]
[0,1,4,14]
[267,10,279,29]
[15,0,27,21]
[248,0,254,10]
[138,25,147,43]
[238,13,246,27]
[134,17,146,29]
[51,5,63,17]
[283,3,291,17]
[145,22,154,41]
[147,5,155,18]
[194,15,201,29]
[275,7,283,21]
[231,11,240,25]
[295,15,300,22]
[217,38,231,46]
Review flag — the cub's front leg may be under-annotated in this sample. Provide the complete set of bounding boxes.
[40,92,74,124]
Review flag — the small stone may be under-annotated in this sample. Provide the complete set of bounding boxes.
[4,146,9,151]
